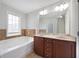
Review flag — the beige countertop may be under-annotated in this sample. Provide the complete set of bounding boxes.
[35,34,76,42]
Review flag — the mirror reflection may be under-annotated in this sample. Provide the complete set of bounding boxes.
[37,0,70,35]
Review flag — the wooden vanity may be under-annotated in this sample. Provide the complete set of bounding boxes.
[34,35,76,58]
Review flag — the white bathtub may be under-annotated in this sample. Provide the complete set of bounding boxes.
[0,36,33,58]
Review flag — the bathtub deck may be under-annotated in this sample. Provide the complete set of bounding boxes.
[0,36,33,58]
[26,52,42,58]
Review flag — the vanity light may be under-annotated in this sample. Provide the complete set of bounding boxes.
[54,6,60,11]
[39,10,48,15]
[54,3,69,12]
[60,4,64,11]
[44,10,48,15]
[63,3,69,10]
[39,10,44,15]
[59,16,63,18]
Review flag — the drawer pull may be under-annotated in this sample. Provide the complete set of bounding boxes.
[46,54,49,57]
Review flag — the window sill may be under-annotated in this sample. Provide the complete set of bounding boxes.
[7,32,21,37]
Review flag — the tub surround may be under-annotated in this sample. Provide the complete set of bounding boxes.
[0,29,22,41]
[22,29,46,37]
[0,29,6,40]
[22,29,36,37]
[34,34,76,58]
[0,28,36,41]
[6,35,22,39]
[0,28,46,41]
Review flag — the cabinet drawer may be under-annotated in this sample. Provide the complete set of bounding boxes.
[45,39,52,43]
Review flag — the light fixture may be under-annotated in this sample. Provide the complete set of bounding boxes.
[54,6,60,11]
[60,4,64,11]
[39,10,48,15]
[63,3,69,10]
[39,10,44,15]
[59,16,63,18]
[54,3,69,12]
[43,10,48,15]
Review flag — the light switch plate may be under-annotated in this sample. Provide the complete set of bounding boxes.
[77,31,79,36]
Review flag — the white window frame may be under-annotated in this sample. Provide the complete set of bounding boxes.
[7,13,21,37]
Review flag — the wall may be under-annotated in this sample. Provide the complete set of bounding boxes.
[0,1,27,29]
[65,0,78,36]
[70,0,78,37]
[0,1,6,29]
[65,7,71,34]
[69,0,78,58]
[77,1,79,58]
[26,11,39,29]
[0,3,27,29]
[0,2,27,39]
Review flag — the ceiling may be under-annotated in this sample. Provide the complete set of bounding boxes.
[40,0,70,18]
[41,10,66,18]
[2,0,61,14]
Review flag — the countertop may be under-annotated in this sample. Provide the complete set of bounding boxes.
[35,34,76,42]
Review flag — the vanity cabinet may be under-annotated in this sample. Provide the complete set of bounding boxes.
[44,39,53,57]
[34,36,44,57]
[34,36,76,58]
[54,40,76,58]
[44,38,55,58]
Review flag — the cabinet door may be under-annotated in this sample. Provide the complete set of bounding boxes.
[70,42,76,58]
[34,36,44,56]
[55,40,76,58]
[44,39,53,58]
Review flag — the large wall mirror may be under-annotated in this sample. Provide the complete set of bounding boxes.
[37,0,70,35]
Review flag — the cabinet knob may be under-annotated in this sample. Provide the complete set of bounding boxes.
[46,49,48,51]
[46,44,48,47]
[47,40,49,41]
[46,54,49,57]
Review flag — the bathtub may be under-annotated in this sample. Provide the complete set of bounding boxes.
[0,36,33,58]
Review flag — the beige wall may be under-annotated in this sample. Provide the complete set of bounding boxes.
[26,11,39,29]
[0,3,27,29]
[0,2,27,39]
[67,0,78,57]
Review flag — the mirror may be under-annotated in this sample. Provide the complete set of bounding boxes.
[37,0,70,35]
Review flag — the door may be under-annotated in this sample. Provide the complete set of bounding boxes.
[55,40,76,58]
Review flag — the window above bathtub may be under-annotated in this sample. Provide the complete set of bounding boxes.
[7,14,21,37]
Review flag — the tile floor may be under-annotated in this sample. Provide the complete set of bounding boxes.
[26,52,42,58]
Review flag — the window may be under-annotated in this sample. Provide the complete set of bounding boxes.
[7,14,21,36]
